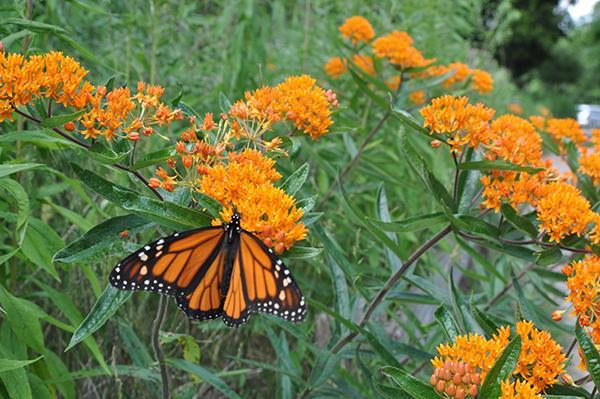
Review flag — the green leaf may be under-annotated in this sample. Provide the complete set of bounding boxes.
[0,356,42,373]
[449,268,482,335]
[381,366,440,399]
[0,130,79,148]
[66,285,131,351]
[87,141,130,165]
[449,214,500,241]
[72,165,211,229]
[470,300,500,338]
[0,163,43,178]
[390,105,430,136]
[371,212,447,232]
[284,246,322,259]
[434,305,460,340]
[132,145,175,170]
[348,68,388,109]
[500,204,537,238]
[0,285,45,353]
[535,246,563,266]
[0,178,29,231]
[478,336,522,398]
[575,322,600,389]
[459,160,544,174]
[21,218,63,279]
[281,163,309,196]
[167,359,242,399]
[40,110,87,128]
[53,215,152,263]
[0,18,66,33]
[510,269,541,326]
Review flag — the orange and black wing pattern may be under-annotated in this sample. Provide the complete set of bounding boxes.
[221,231,307,327]
[109,227,224,299]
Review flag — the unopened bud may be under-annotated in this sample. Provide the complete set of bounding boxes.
[430,139,441,148]
[64,121,76,131]
[129,131,140,141]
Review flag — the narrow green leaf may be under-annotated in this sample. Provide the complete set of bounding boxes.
[0,356,42,373]
[87,141,130,165]
[460,160,544,174]
[66,285,131,351]
[53,215,152,263]
[449,214,500,241]
[381,366,440,399]
[510,269,541,326]
[0,178,29,230]
[500,204,538,238]
[21,218,63,279]
[132,146,175,170]
[1,18,66,33]
[535,246,563,266]
[40,110,87,128]
[434,305,460,340]
[0,163,43,178]
[478,336,522,398]
[167,359,242,399]
[0,285,45,353]
[281,163,309,196]
[575,322,600,389]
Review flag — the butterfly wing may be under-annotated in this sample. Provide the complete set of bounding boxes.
[221,231,307,327]
[109,226,225,298]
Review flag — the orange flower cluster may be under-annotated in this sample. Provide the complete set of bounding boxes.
[324,57,347,78]
[0,51,182,141]
[372,30,433,70]
[535,182,598,243]
[325,16,494,100]
[545,117,586,148]
[433,321,565,394]
[0,51,92,121]
[414,62,494,94]
[420,95,495,151]
[198,149,307,253]
[564,255,600,344]
[579,151,600,184]
[480,115,548,211]
[339,16,375,45]
[500,380,542,399]
[409,90,426,106]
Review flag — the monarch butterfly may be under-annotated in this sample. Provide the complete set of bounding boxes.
[109,211,306,327]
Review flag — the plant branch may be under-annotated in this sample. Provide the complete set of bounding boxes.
[331,224,452,354]
[15,108,165,201]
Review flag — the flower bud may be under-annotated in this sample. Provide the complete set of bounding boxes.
[274,242,285,254]
[143,127,153,136]
[430,139,441,148]
[562,264,573,276]
[552,309,565,322]
[119,229,129,238]
[0,41,4,52]
[64,121,76,131]
[435,381,445,393]
[129,131,140,141]
[182,155,193,169]
[148,178,161,188]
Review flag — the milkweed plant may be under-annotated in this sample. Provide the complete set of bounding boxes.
[0,7,599,399]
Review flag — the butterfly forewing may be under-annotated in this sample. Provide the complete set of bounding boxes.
[109,227,224,297]
[221,231,307,327]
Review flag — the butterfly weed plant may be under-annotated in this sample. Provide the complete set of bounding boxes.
[1,3,600,399]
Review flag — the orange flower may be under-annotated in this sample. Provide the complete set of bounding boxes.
[409,90,426,106]
[528,115,546,131]
[443,62,471,87]
[471,69,493,93]
[580,151,600,184]
[420,95,495,151]
[198,149,307,251]
[274,75,333,139]
[565,255,600,344]
[514,320,566,392]
[351,54,375,76]
[546,118,586,147]
[339,16,374,44]
[500,380,542,399]
[324,57,347,78]
[372,31,433,70]
[536,182,595,242]
[385,76,402,90]
[487,115,543,166]
[508,103,524,115]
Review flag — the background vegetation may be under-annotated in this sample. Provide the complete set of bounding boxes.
[0,1,599,398]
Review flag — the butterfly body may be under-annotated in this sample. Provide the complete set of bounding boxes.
[109,211,307,327]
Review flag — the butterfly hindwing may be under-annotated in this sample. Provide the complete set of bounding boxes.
[221,231,307,327]
[109,226,224,297]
